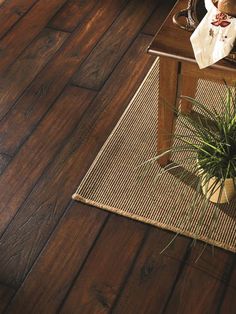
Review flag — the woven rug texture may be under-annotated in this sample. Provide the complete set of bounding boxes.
[73,58,236,253]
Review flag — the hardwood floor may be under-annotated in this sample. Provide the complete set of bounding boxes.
[0,0,235,313]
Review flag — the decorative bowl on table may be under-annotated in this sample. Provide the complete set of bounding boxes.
[172,0,236,61]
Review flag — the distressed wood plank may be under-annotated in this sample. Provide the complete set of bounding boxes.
[0,283,15,313]
[0,0,68,74]
[161,232,234,314]
[225,258,236,289]
[60,215,147,314]
[164,264,226,314]
[0,86,95,239]
[0,34,155,288]
[72,0,157,90]
[162,242,234,313]
[163,242,234,313]
[219,285,236,313]
[0,28,68,125]
[0,0,228,312]
[4,202,108,314]
[218,258,236,312]
[142,0,176,35]
[0,0,38,39]
[112,228,189,314]
[183,243,234,282]
[0,153,11,175]
[49,0,97,32]
[0,0,127,151]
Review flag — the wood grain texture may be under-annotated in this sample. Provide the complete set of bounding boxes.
[60,215,147,314]
[0,0,230,311]
[0,283,15,313]
[0,0,38,39]
[217,258,236,312]
[112,228,189,314]
[164,264,226,314]
[0,34,154,288]
[227,259,236,288]
[0,28,68,122]
[5,202,108,314]
[0,153,11,175]
[184,243,234,282]
[219,285,236,313]
[72,0,158,90]
[0,0,127,155]
[0,86,95,240]
[0,0,68,74]
[163,240,234,313]
[179,75,197,113]
[49,0,97,32]
[142,0,176,35]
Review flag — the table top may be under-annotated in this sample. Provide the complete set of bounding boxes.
[148,0,236,72]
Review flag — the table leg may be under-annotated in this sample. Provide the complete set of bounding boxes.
[180,75,198,114]
[158,57,179,166]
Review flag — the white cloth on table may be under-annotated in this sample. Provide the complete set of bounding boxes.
[190,0,236,69]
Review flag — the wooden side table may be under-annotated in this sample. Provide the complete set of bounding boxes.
[147,0,236,166]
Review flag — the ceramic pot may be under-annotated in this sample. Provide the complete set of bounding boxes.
[200,173,236,203]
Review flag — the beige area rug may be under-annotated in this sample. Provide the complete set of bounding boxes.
[73,58,236,253]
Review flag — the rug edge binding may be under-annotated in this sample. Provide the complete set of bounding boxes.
[72,193,236,254]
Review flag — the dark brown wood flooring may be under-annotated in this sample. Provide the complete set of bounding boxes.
[0,0,235,313]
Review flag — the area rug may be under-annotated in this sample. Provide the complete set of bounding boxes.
[73,58,236,253]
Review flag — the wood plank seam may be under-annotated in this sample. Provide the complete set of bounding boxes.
[0,80,71,163]
[69,83,99,93]
[4,200,107,313]
[110,228,150,312]
[0,283,16,313]
[180,259,235,283]
[0,83,96,239]
[71,0,160,91]
[0,36,155,292]
[0,0,39,41]
[47,1,98,33]
[141,0,176,36]
[0,280,15,291]
[68,0,132,91]
[55,214,111,313]
[161,244,192,312]
[46,25,71,34]
[160,252,234,283]
[70,30,153,92]
[0,1,233,311]
[0,27,70,124]
[2,200,77,311]
[70,30,147,91]
[89,32,155,92]
[0,152,12,159]
[0,0,130,157]
[1,24,71,86]
[0,26,71,79]
[0,0,69,74]
[141,0,166,35]
[217,257,236,312]
[0,78,97,180]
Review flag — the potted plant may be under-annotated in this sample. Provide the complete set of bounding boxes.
[141,84,236,204]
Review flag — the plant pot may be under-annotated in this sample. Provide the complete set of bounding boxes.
[200,174,236,204]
